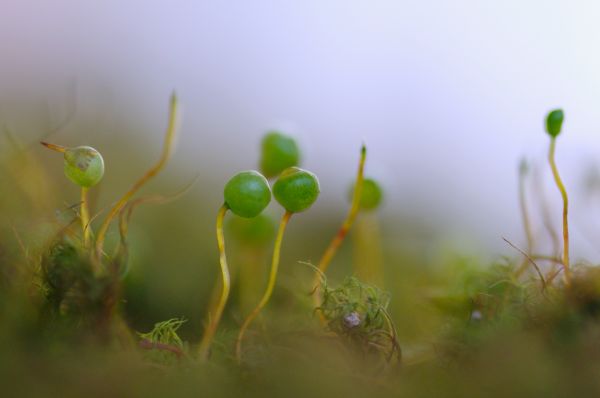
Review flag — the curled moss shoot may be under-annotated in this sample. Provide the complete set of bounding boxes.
[236,167,319,363]
[545,109,570,286]
[95,93,180,263]
[138,318,187,363]
[199,171,271,360]
[312,145,366,310]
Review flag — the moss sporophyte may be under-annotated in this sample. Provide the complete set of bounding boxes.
[41,143,104,248]
[198,170,272,360]
[36,95,404,368]
[94,93,179,265]
[236,167,320,363]
[259,131,301,179]
[545,109,570,286]
[42,93,179,273]
[312,145,367,314]
[38,94,180,344]
[354,178,383,211]
[351,177,384,284]
[27,88,600,393]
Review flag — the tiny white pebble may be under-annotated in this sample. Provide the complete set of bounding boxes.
[344,311,361,328]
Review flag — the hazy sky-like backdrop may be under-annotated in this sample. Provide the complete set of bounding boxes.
[2,1,600,259]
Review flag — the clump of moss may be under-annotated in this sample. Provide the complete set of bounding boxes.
[42,239,83,312]
[40,237,117,339]
[138,318,188,365]
[34,94,181,345]
[318,276,400,365]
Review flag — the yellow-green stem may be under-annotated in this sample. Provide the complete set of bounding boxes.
[80,187,91,248]
[236,210,292,363]
[312,145,366,310]
[237,247,267,314]
[548,137,570,285]
[95,94,179,261]
[198,204,231,360]
[514,165,534,278]
[40,141,67,153]
[353,214,383,285]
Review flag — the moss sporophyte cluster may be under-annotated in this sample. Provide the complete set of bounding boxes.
[38,98,389,364]
[36,95,578,374]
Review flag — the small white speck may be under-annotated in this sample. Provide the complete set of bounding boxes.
[344,312,361,328]
[471,310,483,321]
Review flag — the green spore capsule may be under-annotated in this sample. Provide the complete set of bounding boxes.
[64,146,105,188]
[351,177,383,210]
[260,131,301,178]
[273,167,320,213]
[224,170,272,218]
[546,109,564,138]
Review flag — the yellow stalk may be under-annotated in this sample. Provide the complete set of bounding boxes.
[236,211,292,363]
[198,204,231,360]
[514,160,534,278]
[80,187,91,247]
[40,142,67,153]
[548,137,570,286]
[312,145,366,310]
[95,93,180,261]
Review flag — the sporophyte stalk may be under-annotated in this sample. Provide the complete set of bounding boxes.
[198,170,271,360]
[545,109,571,286]
[236,166,320,363]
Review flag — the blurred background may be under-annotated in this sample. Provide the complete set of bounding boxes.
[2,1,600,339]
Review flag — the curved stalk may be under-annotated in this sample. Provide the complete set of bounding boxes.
[312,145,366,309]
[41,142,93,248]
[236,210,292,363]
[80,187,91,247]
[198,204,231,360]
[95,93,180,261]
[548,137,571,285]
[514,160,534,278]
[40,142,67,153]
[352,213,384,284]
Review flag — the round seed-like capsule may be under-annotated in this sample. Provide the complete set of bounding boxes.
[350,178,383,210]
[546,109,564,138]
[259,131,301,178]
[224,171,272,218]
[273,167,320,213]
[63,146,105,187]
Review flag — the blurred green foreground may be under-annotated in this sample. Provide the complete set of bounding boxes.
[2,108,600,398]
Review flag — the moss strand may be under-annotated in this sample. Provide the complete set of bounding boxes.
[236,210,292,363]
[198,204,231,360]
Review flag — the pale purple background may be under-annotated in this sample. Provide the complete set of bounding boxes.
[2,1,600,260]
